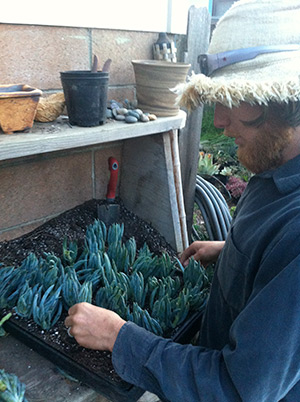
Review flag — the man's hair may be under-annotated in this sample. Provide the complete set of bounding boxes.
[243,101,300,128]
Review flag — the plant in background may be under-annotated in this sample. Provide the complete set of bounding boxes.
[219,161,252,183]
[220,166,250,202]
[230,206,237,217]
[192,203,209,242]
[198,152,220,176]
[200,105,253,183]
[200,106,222,140]
[219,166,233,177]
[226,176,248,200]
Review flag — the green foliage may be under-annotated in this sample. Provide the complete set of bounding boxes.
[200,105,252,183]
[0,369,28,402]
[62,269,92,308]
[191,225,209,243]
[32,285,62,330]
[0,266,16,309]
[0,220,212,337]
[197,152,220,176]
[62,238,78,265]
[192,203,209,243]
[15,283,38,318]
[193,106,253,240]
[230,206,237,217]
[200,106,222,141]
[0,313,12,337]
[219,166,232,176]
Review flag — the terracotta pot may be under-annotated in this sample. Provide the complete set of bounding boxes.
[132,60,191,117]
[0,84,42,134]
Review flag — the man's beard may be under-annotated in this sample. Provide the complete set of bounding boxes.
[237,125,293,174]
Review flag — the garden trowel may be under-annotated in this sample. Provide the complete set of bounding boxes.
[97,157,120,226]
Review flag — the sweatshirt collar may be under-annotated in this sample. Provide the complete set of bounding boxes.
[257,154,300,194]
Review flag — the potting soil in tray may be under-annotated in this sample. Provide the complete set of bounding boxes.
[0,198,176,267]
[2,308,203,401]
[0,199,205,401]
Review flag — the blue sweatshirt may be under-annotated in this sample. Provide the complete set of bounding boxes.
[112,154,300,402]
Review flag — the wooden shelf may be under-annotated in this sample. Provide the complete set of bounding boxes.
[0,111,186,161]
[0,111,188,252]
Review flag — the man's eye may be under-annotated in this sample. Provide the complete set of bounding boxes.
[240,114,265,128]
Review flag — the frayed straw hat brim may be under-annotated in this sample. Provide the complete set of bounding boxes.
[175,72,300,110]
[175,0,300,109]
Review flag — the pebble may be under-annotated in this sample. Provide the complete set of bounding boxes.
[127,110,140,120]
[125,115,138,124]
[110,104,120,111]
[112,108,119,119]
[106,108,113,119]
[148,113,157,121]
[108,100,158,124]
[135,108,143,117]
[140,114,150,122]
[117,108,128,116]
[115,114,126,121]
[110,100,122,109]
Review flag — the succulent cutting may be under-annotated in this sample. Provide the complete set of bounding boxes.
[0,220,210,337]
[0,369,28,402]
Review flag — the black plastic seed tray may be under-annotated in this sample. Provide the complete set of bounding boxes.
[173,309,203,344]
[2,310,203,402]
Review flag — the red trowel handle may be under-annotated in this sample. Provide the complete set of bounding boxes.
[106,157,119,201]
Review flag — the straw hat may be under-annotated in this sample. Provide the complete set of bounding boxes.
[176,0,300,109]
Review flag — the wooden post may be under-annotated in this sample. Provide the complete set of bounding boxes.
[120,124,189,254]
[179,6,211,243]
[163,129,189,252]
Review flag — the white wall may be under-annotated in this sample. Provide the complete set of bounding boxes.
[1,0,209,34]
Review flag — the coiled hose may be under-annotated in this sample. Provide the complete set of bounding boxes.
[193,175,232,241]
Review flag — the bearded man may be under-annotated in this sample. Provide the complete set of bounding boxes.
[65,1,300,400]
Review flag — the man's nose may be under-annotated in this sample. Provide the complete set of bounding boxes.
[214,104,230,129]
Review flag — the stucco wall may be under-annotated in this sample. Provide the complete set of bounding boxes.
[0,24,167,101]
[0,23,186,243]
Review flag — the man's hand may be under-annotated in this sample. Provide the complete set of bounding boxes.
[64,302,126,352]
[180,241,225,267]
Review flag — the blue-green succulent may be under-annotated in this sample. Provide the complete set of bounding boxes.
[0,219,211,337]
[0,369,28,402]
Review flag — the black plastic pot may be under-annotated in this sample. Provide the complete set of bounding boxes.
[60,71,109,127]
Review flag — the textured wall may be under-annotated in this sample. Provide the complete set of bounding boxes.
[0,24,171,102]
[0,23,185,242]
[0,144,123,241]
